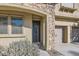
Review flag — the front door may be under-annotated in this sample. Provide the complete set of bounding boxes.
[32,21,40,42]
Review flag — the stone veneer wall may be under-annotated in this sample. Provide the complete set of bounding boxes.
[46,4,55,50]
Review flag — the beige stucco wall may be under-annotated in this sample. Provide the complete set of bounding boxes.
[55,3,79,43]
[0,11,33,46]
[40,17,46,49]
[55,20,78,26]
[0,9,46,48]
[0,37,25,46]
[23,13,32,43]
[0,3,55,51]
[55,19,79,43]
[55,4,79,19]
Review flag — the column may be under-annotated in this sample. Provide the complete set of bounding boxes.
[46,14,55,51]
[46,4,55,51]
[8,16,11,35]
[67,26,71,43]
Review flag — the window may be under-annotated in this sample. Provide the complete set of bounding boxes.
[0,16,8,34]
[0,15,23,35]
[11,17,23,34]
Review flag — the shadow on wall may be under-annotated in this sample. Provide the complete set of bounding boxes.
[68,51,79,56]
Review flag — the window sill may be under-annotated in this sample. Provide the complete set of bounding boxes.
[0,34,25,38]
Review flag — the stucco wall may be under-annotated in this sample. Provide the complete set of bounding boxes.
[0,3,55,51]
[0,10,46,48]
[0,37,25,46]
[0,11,32,46]
[55,21,78,26]
[55,19,79,43]
[23,13,32,43]
[55,3,79,43]
[55,4,79,19]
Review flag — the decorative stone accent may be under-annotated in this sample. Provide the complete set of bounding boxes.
[46,4,55,50]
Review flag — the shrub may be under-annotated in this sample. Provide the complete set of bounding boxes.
[0,46,7,56]
[7,40,39,56]
[0,40,39,56]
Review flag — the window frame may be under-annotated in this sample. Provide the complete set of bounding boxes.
[0,14,24,36]
[0,16,8,34]
[11,16,24,34]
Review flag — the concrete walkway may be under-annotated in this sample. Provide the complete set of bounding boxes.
[39,49,50,56]
[54,43,79,56]
[34,44,50,56]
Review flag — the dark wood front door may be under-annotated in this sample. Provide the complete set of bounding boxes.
[32,21,40,42]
